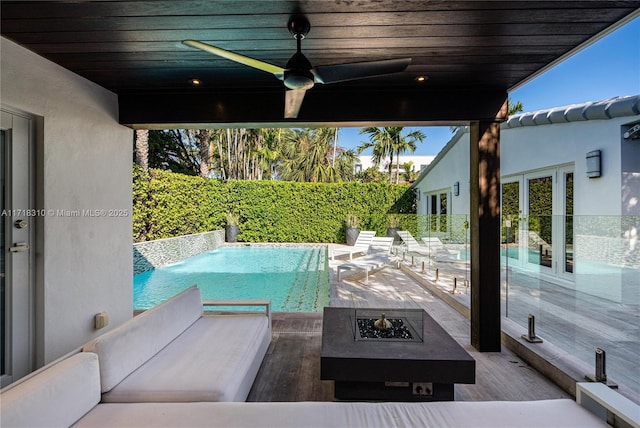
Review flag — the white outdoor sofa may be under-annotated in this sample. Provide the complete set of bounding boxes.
[1,350,610,428]
[84,285,272,403]
[0,284,626,428]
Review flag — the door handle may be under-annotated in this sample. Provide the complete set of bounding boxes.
[9,242,29,252]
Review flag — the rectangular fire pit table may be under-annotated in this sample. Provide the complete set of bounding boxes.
[320,307,475,401]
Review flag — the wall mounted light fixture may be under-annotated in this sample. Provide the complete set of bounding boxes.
[586,150,601,178]
[453,181,460,196]
[414,188,421,200]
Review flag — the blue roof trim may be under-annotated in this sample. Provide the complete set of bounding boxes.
[504,95,640,129]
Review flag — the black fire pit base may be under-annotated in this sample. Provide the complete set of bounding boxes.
[335,381,453,402]
[321,307,475,402]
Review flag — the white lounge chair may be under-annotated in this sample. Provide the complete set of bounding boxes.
[397,231,461,262]
[330,230,376,260]
[336,237,396,284]
[369,236,395,254]
[337,254,390,284]
[421,237,461,261]
[396,230,432,257]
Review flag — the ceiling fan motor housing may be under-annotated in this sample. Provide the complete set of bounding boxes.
[284,52,315,90]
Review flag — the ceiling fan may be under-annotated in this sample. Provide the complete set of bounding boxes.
[183,16,412,119]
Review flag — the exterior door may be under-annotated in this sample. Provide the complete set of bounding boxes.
[501,178,523,264]
[519,166,574,279]
[1,110,34,387]
[526,173,554,272]
[426,190,451,237]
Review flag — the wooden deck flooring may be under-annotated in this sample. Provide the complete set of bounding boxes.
[248,262,571,402]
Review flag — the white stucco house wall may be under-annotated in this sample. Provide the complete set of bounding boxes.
[1,37,133,380]
[412,96,640,302]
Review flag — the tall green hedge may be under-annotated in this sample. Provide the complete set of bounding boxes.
[133,166,415,243]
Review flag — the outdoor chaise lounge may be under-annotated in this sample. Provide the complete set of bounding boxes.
[330,230,376,260]
[336,237,396,283]
[396,230,434,257]
[420,236,461,261]
[397,231,462,263]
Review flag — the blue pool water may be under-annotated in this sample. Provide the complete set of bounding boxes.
[133,246,330,311]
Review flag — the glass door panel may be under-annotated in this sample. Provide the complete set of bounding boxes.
[528,176,553,268]
[564,172,574,274]
[502,181,520,261]
[439,192,448,233]
[429,194,437,233]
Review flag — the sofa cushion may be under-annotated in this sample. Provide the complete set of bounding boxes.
[83,286,203,393]
[74,399,607,427]
[101,314,270,403]
[1,353,100,428]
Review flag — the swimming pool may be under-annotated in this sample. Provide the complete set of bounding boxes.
[133,245,330,311]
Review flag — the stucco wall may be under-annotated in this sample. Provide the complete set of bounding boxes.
[416,115,638,217]
[1,37,133,364]
[415,132,470,216]
[501,118,628,216]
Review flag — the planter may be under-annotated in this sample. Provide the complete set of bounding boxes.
[225,225,239,243]
[346,227,360,246]
[386,227,400,244]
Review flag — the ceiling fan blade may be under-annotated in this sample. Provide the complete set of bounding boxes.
[312,58,411,84]
[285,89,306,119]
[183,40,285,77]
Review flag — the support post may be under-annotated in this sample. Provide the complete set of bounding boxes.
[470,103,506,352]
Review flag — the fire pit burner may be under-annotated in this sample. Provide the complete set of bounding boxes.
[357,318,415,340]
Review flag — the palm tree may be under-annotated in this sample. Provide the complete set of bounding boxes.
[401,161,418,183]
[278,129,327,182]
[277,128,354,182]
[334,148,357,182]
[390,128,425,184]
[357,127,395,182]
[135,129,149,172]
[259,128,285,180]
[358,127,425,183]
[196,129,211,178]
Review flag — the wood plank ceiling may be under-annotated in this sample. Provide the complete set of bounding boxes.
[1,1,639,127]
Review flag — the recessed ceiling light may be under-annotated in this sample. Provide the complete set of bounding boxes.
[189,78,202,86]
[415,76,428,82]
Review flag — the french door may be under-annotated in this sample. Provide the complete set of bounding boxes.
[503,165,574,280]
[1,110,34,387]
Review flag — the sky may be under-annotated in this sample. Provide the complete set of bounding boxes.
[340,15,640,156]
